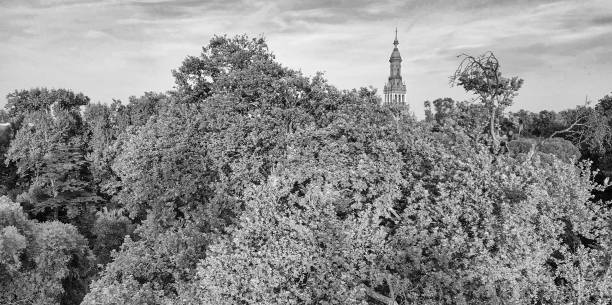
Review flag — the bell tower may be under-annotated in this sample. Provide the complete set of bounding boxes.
[383,29,407,105]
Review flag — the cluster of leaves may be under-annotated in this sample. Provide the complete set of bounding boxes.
[0,196,94,305]
[424,97,489,141]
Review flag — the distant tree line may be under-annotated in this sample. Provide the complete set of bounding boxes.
[425,93,612,200]
[1,35,611,305]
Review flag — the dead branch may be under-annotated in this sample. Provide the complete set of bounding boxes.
[548,113,589,139]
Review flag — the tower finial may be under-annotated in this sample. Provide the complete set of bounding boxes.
[393,27,399,46]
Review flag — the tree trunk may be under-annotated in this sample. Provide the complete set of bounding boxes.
[490,107,499,150]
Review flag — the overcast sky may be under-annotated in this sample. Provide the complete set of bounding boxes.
[1,0,611,117]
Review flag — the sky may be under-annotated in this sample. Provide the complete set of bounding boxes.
[1,0,612,118]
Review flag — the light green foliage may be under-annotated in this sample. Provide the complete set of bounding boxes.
[0,32,610,305]
[123,92,167,126]
[0,196,94,305]
[536,138,581,162]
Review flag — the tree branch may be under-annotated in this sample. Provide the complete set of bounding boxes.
[366,287,399,305]
[548,117,587,139]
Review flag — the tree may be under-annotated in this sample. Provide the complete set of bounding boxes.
[450,52,523,150]
[507,104,611,163]
[91,208,135,265]
[424,100,434,122]
[5,88,89,128]
[0,109,9,122]
[6,89,102,232]
[83,93,167,201]
[0,196,94,305]
[83,102,121,200]
[596,94,612,126]
[0,120,18,197]
[180,90,406,305]
[172,35,276,102]
[554,106,611,157]
[83,35,344,304]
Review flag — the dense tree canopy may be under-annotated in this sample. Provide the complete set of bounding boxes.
[0,196,94,305]
[1,35,611,305]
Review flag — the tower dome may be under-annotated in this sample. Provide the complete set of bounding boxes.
[389,48,402,62]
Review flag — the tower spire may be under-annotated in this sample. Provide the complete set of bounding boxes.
[394,27,398,46]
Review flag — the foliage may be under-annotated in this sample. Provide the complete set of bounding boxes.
[91,208,135,265]
[4,88,103,241]
[181,96,405,304]
[0,121,18,197]
[507,138,581,163]
[82,221,210,305]
[176,120,612,304]
[83,102,121,199]
[391,126,612,304]
[424,97,490,141]
[537,138,581,162]
[5,88,89,127]
[84,35,340,304]
[172,35,277,102]
[0,109,9,122]
[83,92,167,201]
[0,196,94,305]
